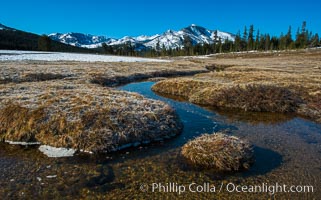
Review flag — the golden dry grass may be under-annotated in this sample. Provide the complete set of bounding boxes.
[1,49,321,152]
[0,60,207,85]
[0,59,208,151]
[153,49,321,122]
[0,80,182,152]
[181,133,254,171]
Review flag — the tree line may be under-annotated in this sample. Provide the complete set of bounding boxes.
[100,21,320,57]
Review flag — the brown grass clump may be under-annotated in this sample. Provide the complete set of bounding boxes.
[194,84,302,112]
[152,78,213,98]
[0,81,183,153]
[154,79,302,113]
[181,133,254,171]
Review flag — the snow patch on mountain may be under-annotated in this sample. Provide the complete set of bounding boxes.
[49,24,235,50]
[48,32,115,48]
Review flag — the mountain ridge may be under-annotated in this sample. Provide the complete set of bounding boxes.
[49,24,235,50]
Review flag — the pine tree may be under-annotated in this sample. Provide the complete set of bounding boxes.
[213,30,218,53]
[247,25,254,50]
[102,42,113,54]
[218,38,222,53]
[156,39,160,52]
[285,26,293,49]
[234,30,241,52]
[183,35,193,55]
[161,43,166,56]
[242,26,248,51]
[255,29,260,50]
[270,36,279,50]
[259,34,266,50]
[265,34,270,51]
[241,26,247,51]
[242,26,248,42]
[295,21,308,48]
[310,33,320,47]
[279,32,286,50]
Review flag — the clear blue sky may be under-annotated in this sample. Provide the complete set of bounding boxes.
[1,0,320,38]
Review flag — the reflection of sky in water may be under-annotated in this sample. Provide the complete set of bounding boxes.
[119,81,235,146]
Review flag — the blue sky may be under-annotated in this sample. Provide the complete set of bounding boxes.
[1,0,320,38]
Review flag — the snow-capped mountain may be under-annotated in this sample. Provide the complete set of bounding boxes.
[48,32,116,48]
[49,24,235,50]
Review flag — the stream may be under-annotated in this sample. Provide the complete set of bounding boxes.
[0,81,320,199]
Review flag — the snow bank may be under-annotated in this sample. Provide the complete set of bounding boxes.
[0,50,169,63]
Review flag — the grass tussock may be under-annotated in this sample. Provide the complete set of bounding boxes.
[154,79,302,113]
[193,84,302,112]
[0,82,182,152]
[181,133,254,171]
[152,78,213,98]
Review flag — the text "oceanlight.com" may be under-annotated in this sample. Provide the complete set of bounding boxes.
[140,182,314,195]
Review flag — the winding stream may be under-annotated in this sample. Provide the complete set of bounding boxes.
[0,81,320,199]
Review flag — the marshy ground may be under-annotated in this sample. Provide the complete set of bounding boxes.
[0,49,320,199]
[0,58,205,151]
[153,49,321,123]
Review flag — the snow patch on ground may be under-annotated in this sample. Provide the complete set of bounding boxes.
[0,50,169,63]
[38,145,76,157]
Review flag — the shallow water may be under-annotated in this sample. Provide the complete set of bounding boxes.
[0,81,320,199]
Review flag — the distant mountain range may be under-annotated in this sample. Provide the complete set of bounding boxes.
[0,23,235,52]
[48,24,235,50]
[0,23,95,53]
